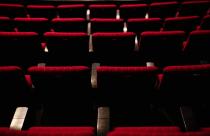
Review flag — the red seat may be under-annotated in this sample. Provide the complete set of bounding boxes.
[14,17,49,34]
[0,32,41,69]
[89,4,117,19]
[27,5,56,19]
[149,2,178,18]
[200,15,210,30]
[127,18,162,34]
[90,18,124,33]
[139,31,185,67]
[0,4,25,18]
[51,18,87,32]
[57,4,87,18]
[44,32,89,65]
[92,32,136,65]
[163,16,200,34]
[0,16,14,31]
[178,1,210,16]
[28,66,96,126]
[183,30,210,64]
[119,4,148,19]
[0,66,29,126]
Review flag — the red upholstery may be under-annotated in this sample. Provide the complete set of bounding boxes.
[200,15,210,30]
[183,30,210,64]
[158,64,210,104]
[163,16,200,33]
[27,66,95,126]
[27,5,56,19]
[57,4,86,18]
[14,17,49,34]
[44,32,89,65]
[52,18,87,32]
[0,4,25,17]
[91,18,124,33]
[28,66,89,74]
[178,1,210,16]
[0,16,13,31]
[97,66,160,126]
[92,32,135,65]
[119,4,148,19]
[0,32,40,68]
[114,126,181,132]
[127,18,162,33]
[149,2,178,18]
[139,31,185,67]
[89,4,117,18]
[97,66,159,73]
[0,66,29,126]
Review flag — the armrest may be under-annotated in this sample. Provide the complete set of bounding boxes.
[10,107,28,130]
[91,63,100,89]
[97,107,110,136]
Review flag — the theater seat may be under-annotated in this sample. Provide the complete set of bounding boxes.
[127,18,162,34]
[0,16,14,31]
[51,18,87,32]
[57,4,87,18]
[14,17,49,35]
[149,2,178,18]
[0,4,25,18]
[27,66,96,126]
[27,5,56,19]
[92,32,136,65]
[0,66,29,126]
[97,66,163,127]
[0,32,41,69]
[89,4,117,19]
[139,31,185,67]
[183,30,210,64]
[90,18,124,33]
[163,16,200,34]
[119,4,148,19]
[200,15,210,30]
[43,32,89,65]
[178,1,210,17]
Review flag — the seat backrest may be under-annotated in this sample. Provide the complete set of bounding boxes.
[160,64,210,103]
[200,15,210,30]
[57,4,87,18]
[0,66,29,126]
[0,4,26,18]
[90,18,124,33]
[178,1,210,16]
[0,16,14,31]
[97,66,159,105]
[184,30,210,64]
[89,4,117,19]
[0,32,41,68]
[27,5,56,19]
[44,32,89,65]
[139,31,185,67]
[163,16,200,34]
[92,32,135,65]
[14,17,49,34]
[149,2,178,18]
[127,18,162,34]
[51,18,87,32]
[119,4,148,19]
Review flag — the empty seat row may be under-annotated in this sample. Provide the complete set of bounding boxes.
[1,15,210,35]
[1,64,210,128]
[0,1,209,19]
[0,30,209,68]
